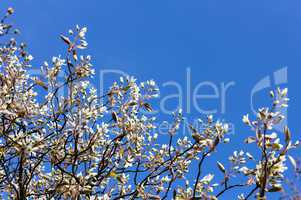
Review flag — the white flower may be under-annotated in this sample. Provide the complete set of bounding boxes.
[223,138,230,143]
[27,55,34,61]
[200,174,214,183]
[242,114,250,125]
[207,115,213,123]
[281,88,288,97]
[223,123,229,132]
[79,27,87,38]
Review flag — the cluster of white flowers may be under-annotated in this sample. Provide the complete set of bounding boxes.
[224,88,299,199]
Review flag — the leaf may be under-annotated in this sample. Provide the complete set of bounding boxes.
[244,136,256,144]
[109,171,117,178]
[76,44,87,49]
[270,90,275,98]
[35,79,48,90]
[117,175,126,184]
[189,124,198,134]
[272,143,281,150]
[280,126,292,156]
[111,111,118,122]
[192,134,202,143]
[288,155,297,170]
[123,85,131,92]
[73,49,78,61]
[60,35,71,45]
[143,102,153,112]
[268,185,282,192]
[217,161,226,173]
[246,152,254,160]
[259,110,266,120]
[148,194,161,200]
[213,137,220,149]
[281,88,288,97]
[119,148,124,157]
[128,101,137,106]
[284,126,291,144]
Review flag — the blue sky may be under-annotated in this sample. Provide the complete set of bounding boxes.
[1,0,301,199]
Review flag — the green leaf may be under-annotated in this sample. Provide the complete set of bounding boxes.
[123,85,131,92]
[128,101,137,106]
[35,79,48,90]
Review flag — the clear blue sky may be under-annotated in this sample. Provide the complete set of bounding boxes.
[1,0,301,199]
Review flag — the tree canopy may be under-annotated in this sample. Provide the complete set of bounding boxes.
[0,7,299,200]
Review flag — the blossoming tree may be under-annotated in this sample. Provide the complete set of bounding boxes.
[0,8,299,200]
